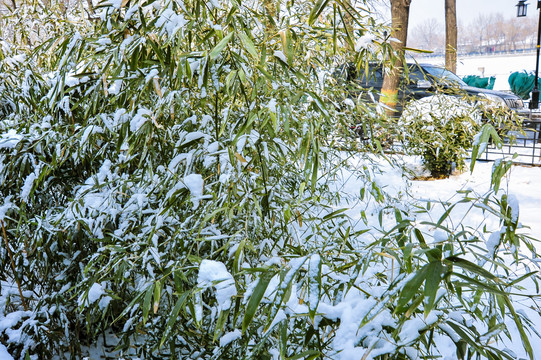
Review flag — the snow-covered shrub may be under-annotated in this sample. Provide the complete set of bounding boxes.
[399,95,481,177]
[0,0,540,359]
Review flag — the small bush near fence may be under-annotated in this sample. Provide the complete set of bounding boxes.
[399,95,481,178]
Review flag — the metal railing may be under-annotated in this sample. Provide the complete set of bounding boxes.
[474,114,541,166]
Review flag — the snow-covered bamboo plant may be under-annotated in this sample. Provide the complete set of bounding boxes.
[0,0,540,359]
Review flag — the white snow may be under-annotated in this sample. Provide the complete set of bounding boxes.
[0,196,14,221]
[156,9,187,38]
[507,193,520,223]
[130,108,152,132]
[20,173,37,202]
[183,173,204,209]
[274,51,288,64]
[87,283,105,304]
[219,329,242,347]
[0,130,22,149]
[197,260,237,312]
[0,344,14,360]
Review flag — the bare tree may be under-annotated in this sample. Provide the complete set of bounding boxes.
[381,0,411,114]
[445,0,457,72]
[470,14,491,52]
[408,18,443,51]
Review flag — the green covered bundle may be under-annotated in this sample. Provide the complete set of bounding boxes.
[508,71,539,99]
[462,75,496,89]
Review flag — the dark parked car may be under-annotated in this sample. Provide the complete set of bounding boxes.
[338,62,528,117]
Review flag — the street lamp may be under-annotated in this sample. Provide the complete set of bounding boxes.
[517,0,541,109]
[517,0,528,17]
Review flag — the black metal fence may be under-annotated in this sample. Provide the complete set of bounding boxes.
[471,113,541,166]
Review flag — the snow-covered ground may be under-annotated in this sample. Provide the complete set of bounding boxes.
[348,154,541,359]
[406,159,541,358]
[413,52,538,92]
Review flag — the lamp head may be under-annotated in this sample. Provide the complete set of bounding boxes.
[517,0,528,17]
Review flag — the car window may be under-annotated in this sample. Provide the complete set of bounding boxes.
[403,65,428,84]
[422,65,467,86]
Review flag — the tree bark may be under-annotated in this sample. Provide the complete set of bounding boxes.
[445,0,457,73]
[381,0,411,114]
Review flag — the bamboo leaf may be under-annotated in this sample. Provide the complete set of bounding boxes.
[213,309,230,343]
[287,350,320,360]
[308,254,321,321]
[143,284,154,324]
[414,228,428,249]
[424,262,443,316]
[160,292,190,347]
[153,281,162,314]
[242,271,274,333]
[445,256,497,280]
[308,0,331,25]
[210,32,234,60]
[504,297,534,360]
[239,32,258,59]
[395,264,429,314]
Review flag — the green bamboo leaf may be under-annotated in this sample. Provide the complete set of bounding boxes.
[310,147,319,192]
[424,262,443,316]
[336,4,355,49]
[160,291,190,347]
[153,280,162,313]
[239,33,258,59]
[242,271,274,333]
[265,258,308,332]
[280,29,294,65]
[308,0,331,25]
[113,290,146,324]
[436,204,457,227]
[414,228,428,249]
[451,274,508,296]
[213,309,230,343]
[492,159,513,193]
[210,32,234,60]
[445,321,482,352]
[287,350,320,360]
[445,256,497,280]
[471,124,500,171]
[395,264,429,314]
[402,46,434,54]
[504,297,534,360]
[322,208,348,221]
[507,271,538,287]
[143,284,154,324]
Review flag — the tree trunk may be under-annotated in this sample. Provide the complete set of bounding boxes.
[381,0,411,114]
[445,0,457,73]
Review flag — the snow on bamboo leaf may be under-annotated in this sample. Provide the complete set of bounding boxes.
[197,260,237,313]
[307,254,321,320]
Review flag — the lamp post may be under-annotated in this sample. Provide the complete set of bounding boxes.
[517,0,541,109]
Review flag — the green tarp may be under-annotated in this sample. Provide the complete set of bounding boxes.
[508,71,540,100]
[462,75,496,90]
